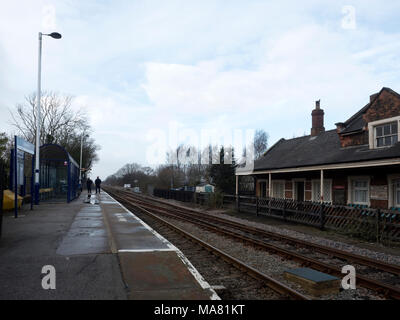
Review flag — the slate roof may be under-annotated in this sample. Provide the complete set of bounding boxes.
[340,103,369,134]
[254,129,400,171]
[253,87,400,172]
[340,87,400,134]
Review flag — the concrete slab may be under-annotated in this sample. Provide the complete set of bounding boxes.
[0,191,218,300]
[119,250,214,300]
[0,195,127,300]
[101,196,170,251]
[285,268,339,282]
[100,191,219,300]
[283,267,340,296]
[56,199,110,256]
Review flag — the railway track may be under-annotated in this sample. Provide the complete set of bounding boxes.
[107,191,309,300]
[105,187,400,299]
[141,194,400,276]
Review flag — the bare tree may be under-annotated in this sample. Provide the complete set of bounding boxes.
[9,91,99,172]
[10,91,87,145]
[254,129,269,160]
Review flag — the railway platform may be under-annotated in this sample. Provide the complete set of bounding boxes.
[0,191,218,300]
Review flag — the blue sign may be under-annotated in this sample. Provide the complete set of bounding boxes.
[16,136,34,155]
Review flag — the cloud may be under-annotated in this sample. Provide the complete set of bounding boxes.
[1,0,400,178]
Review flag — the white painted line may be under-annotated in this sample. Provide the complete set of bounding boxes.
[118,248,176,253]
[102,190,220,300]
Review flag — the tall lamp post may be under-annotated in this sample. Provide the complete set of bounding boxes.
[34,31,62,205]
[79,133,88,190]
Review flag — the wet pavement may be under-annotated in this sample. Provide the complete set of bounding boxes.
[0,191,218,300]
[56,201,109,256]
[0,195,126,300]
[100,192,218,300]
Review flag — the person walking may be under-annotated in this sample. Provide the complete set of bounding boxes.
[95,176,102,194]
[86,177,93,195]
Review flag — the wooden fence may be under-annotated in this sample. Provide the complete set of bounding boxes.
[153,188,195,202]
[153,188,217,206]
[228,195,400,242]
[152,189,400,242]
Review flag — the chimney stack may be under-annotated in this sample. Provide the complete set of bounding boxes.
[311,99,325,136]
[370,93,379,102]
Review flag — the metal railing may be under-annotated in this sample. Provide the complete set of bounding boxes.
[0,161,4,238]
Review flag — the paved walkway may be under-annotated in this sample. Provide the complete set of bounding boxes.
[0,191,217,300]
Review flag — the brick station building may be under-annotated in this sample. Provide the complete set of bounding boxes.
[236,87,400,209]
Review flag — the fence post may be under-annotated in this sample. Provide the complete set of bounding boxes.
[256,197,259,216]
[320,203,325,230]
[268,197,271,215]
[283,199,287,222]
[376,209,380,243]
[237,195,240,212]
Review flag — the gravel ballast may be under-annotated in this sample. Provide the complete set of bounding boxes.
[159,214,384,300]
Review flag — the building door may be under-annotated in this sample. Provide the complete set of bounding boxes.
[260,181,266,198]
[295,181,304,201]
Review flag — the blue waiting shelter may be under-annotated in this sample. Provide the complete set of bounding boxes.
[39,144,80,203]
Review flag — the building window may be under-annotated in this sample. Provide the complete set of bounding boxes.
[351,179,369,205]
[312,180,332,202]
[272,181,285,198]
[375,122,398,147]
[392,179,400,207]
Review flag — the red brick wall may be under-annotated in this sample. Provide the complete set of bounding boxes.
[363,90,400,123]
[370,199,387,209]
[370,174,388,209]
[339,131,368,147]
[338,89,400,147]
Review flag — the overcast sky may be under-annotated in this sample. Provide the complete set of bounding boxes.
[1,0,400,178]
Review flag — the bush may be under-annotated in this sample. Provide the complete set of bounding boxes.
[206,191,224,209]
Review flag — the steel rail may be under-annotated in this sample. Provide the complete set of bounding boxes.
[107,188,400,300]
[116,188,400,276]
[115,194,310,300]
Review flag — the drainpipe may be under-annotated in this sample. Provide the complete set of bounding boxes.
[320,169,324,203]
[269,173,272,197]
[235,175,239,209]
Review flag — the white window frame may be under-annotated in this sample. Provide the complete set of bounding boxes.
[271,180,285,199]
[388,174,400,208]
[368,116,400,149]
[311,179,332,203]
[347,176,370,206]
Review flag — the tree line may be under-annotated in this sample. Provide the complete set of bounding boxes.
[104,130,268,195]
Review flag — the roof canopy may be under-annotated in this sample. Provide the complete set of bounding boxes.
[40,144,79,168]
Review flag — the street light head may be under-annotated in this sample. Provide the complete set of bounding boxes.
[48,32,62,39]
